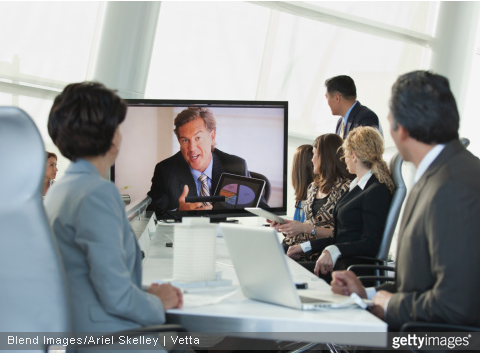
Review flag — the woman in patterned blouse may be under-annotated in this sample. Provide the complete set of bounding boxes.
[275,133,354,261]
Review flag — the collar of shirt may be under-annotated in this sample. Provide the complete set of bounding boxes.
[349,169,373,191]
[414,144,446,184]
[343,100,358,125]
[68,158,101,176]
[190,157,214,194]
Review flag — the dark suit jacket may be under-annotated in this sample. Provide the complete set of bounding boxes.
[147,148,250,211]
[379,140,480,330]
[309,174,392,270]
[336,101,382,139]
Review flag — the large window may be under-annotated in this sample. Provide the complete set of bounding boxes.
[2,1,443,205]
[146,1,439,150]
[145,2,271,100]
[0,2,104,177]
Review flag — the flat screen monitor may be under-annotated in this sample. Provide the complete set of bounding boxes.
[111,99,288,221]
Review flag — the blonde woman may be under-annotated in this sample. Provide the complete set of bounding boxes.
[43,151,58,196]
[287,126,394,281]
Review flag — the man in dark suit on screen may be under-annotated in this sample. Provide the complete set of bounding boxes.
[330,71,480,330]
[147,107,251,212]
[325,75,382,139]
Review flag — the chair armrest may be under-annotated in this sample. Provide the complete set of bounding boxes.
[356,276,395,283]
[347,264,396,286]
[347,264,395,272]
[346,255,388,265]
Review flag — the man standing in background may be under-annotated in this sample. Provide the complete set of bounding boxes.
[325,75,382,139]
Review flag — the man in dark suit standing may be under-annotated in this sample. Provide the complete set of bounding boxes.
[325,75,382,139]
[147,107,251,212]
[331,71,480,330]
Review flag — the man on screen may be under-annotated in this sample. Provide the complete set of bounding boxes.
[331,71,480,330]
[147,107,253,212]
[325,75,382,139]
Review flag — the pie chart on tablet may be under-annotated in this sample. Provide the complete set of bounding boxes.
[219,183,256,208]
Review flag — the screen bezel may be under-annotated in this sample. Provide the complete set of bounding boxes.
[111,98,288,221]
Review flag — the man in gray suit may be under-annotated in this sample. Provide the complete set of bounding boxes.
[331,71,480,330]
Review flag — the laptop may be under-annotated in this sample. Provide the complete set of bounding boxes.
[220,223,370,310]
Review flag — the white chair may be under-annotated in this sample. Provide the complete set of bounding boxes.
[0,107,186,352]
[0,107,71,341]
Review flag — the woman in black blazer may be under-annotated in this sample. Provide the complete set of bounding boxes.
[285,127,394,280]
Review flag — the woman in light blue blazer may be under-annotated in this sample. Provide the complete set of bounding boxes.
[44,82,182,333]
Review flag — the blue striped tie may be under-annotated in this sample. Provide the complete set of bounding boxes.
[339,120,346,138]
[199,174,210,206]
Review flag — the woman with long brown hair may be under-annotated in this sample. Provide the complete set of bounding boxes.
[275,133,353,261]
[291,144,314,223]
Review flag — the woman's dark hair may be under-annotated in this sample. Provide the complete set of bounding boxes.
[313,133,354,193]
[46,151,57,160]
[48,82,126,161]
[291,144,314,202]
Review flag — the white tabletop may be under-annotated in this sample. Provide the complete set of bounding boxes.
[141,221,387,347]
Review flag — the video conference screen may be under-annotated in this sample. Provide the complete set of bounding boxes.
[112,99,288,220]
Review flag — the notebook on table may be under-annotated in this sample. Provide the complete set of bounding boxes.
[219,223,371,310]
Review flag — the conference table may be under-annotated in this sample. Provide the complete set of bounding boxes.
[138,216,388,349]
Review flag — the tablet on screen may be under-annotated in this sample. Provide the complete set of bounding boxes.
[213,173,265,210]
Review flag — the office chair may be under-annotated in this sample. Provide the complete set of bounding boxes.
[0,107,71,348]
[0,107,186,352]
[250,171,271,203]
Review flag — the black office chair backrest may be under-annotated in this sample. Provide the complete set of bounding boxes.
[376,152,406,261]
[250,171,271,203]
[0,107,71,335]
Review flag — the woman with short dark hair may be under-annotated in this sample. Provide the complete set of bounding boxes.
[45,82,182,333]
